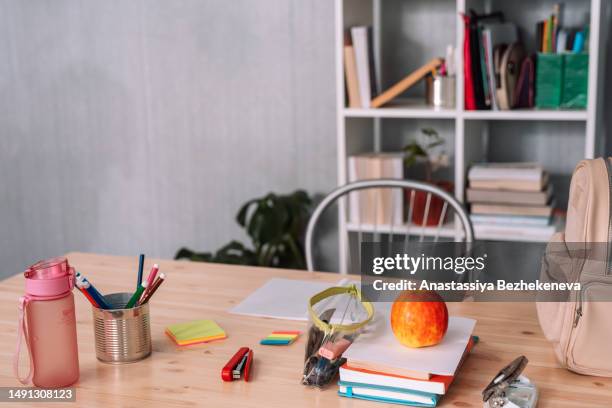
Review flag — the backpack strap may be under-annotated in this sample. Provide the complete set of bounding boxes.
[13,296,34,385]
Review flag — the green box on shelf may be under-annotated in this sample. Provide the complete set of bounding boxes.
[561,53,588,109]
[536,53,563,108]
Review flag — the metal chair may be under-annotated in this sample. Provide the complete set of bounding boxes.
[305,179,474,273]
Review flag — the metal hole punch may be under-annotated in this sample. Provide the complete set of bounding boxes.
[482,356,538,408]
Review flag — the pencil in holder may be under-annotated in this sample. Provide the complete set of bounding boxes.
[92,292,152,364]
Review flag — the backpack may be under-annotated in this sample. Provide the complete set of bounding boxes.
[537,157,612,376]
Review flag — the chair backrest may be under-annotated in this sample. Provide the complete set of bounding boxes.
[305,179,474,273]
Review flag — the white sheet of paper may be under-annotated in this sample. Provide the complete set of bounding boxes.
[343,304,476,376]
[229,278,350,321]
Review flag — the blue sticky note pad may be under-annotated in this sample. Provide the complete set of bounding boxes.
[260,339,292,345]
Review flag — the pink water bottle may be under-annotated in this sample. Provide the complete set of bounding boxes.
[14,257,79,387]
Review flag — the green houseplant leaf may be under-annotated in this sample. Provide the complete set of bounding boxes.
[175,189,312,269]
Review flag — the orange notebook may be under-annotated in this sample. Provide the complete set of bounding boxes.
[340,336,476,395]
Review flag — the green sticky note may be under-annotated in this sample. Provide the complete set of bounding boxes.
[165,319,226,346]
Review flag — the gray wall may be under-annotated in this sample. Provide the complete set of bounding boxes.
[1,1,611,279]
[0,0,336,278]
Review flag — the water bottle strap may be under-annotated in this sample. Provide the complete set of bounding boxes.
[13,296,34,385]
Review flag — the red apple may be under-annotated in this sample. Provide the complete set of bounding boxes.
[390,290,448,348]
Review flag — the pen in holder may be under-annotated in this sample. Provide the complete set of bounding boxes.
[92,292,152,364]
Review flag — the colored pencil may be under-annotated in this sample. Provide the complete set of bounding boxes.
[76,281,99,308]
[76,273,110,309]
[146,264,159,287]
[137,254,145,289]
[139,273,165,305]
[125,281,148,309]
[140,264,159,302]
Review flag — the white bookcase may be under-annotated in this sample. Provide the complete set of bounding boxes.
[334,0,608,273]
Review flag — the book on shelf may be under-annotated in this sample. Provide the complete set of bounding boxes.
[470,214,551,226]
[480,22,518,111]
[468,162,544,181]
[466,184,553,205]
[467,162,558,237]
[471,203,553,217]
[348,153,403,225]
[343,31,361,108]
[350,26,378,108]
[473,221,557,240]
[468,162,548,192]
[469,178,548,192]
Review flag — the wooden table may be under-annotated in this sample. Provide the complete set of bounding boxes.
[1,252,611,407]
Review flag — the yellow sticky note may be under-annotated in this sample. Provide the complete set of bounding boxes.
[165,319,226,346]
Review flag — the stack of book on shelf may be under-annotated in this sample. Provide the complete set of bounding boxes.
[343,26,379,109]
[467,163,557,240]
[348,153,404,225]
[339,315,477,407]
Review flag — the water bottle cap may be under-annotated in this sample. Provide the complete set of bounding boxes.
[24,257,74,298]
[25,257,70,279]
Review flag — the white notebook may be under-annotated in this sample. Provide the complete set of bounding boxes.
[229,278,350,321]
[343,304,476,376]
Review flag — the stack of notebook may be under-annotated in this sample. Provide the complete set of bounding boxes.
[467,163,557,240]
[339,314,477,407]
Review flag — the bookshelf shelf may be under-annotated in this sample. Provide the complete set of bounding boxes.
[473,229,554,243]
[346,221,458,238]
[343,99,456,119]
[346,222,554,243]
[344,108,588,121]
[461,109,588,122]
[335,0,607,273]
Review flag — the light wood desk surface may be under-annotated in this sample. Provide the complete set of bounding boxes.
[1,252,611,407]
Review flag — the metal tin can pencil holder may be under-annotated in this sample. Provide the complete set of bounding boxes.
[92,292,152,364]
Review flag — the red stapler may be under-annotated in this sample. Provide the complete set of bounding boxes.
[222,347,253,382]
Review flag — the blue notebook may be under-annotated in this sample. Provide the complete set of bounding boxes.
[338,381,439,407]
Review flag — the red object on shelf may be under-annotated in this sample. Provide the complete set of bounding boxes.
[406,181,454,227]
[462,14,476,110]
